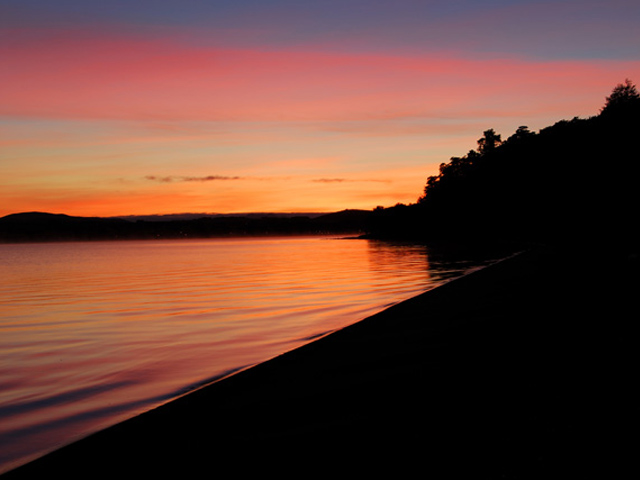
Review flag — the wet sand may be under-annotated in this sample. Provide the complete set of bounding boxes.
[3,246,636,478]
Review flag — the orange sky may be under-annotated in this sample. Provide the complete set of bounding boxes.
[2,1,639,217]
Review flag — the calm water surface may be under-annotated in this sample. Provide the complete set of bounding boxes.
[0,236,499,473]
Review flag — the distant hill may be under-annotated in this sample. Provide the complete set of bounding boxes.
[111,212,329,222]
[0,210,373,243]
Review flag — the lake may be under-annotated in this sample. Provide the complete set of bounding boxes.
[0,236,500,473]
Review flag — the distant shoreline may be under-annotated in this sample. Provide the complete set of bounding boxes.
[0,210,373,243]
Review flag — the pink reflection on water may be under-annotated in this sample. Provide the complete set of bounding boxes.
[0,236,494,473]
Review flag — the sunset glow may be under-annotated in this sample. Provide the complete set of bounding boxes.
[2,0,639,217]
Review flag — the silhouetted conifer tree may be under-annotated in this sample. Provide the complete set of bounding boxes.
[600,78,640,116]
[477,129,502,154]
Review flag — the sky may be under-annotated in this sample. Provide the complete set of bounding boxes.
[1,0,639,217]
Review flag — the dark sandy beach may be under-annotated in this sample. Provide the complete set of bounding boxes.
[3,246,636,478]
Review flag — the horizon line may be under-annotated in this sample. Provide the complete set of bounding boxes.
[1,208,376,220]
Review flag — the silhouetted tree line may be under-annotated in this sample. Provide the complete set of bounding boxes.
[367,80,640,253]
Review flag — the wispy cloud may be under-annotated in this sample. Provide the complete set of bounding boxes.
[312,178,391,184]
[145,175,390,184]
[145,175,242,183]
[312,178,346,183]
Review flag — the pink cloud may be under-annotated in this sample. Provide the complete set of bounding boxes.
[3,27,639,123]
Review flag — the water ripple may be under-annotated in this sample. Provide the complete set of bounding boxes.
[0,237,502,473]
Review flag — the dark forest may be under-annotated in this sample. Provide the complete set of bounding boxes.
[367,80,639,256]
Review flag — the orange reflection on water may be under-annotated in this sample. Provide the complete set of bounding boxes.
[0,236,494,473]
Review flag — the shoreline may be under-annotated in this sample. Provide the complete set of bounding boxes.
[3,246,636,477]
